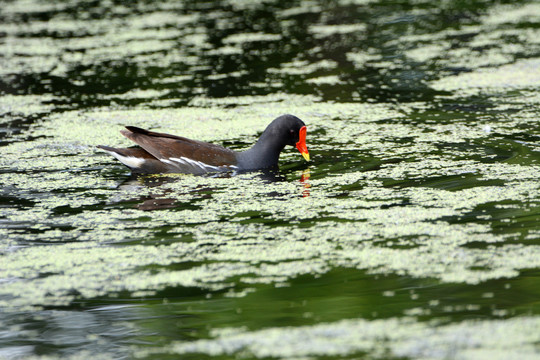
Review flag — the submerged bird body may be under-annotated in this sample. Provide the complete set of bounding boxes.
[98,114,309,174]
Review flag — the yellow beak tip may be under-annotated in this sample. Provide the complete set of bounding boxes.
[302,152,310,162]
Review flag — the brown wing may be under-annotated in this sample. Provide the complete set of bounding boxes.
[120,126,237,167]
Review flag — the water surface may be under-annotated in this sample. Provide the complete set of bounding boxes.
[1,0,540,359]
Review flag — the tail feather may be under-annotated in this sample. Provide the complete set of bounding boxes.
[124,126,148,134]
[97,145,162,172]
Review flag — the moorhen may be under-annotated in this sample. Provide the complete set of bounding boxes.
[97,114,310,174]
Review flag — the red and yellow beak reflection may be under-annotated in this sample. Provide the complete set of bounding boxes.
[295,126,310,161]
[300,168,311,197]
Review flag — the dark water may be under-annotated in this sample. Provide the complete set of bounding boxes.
[2,0,540,359]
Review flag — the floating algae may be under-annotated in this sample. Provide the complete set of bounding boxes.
[135,316,540,359]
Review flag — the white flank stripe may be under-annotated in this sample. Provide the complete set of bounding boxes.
[185,157,220,170]
[169,157,188,165]
[165,157,224,172]
[103,150,145,168]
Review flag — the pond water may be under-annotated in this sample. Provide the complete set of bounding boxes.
[2,0,540,359]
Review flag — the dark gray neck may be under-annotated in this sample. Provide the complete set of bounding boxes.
[236,131,287,170]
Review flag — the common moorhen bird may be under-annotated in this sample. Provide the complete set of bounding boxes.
[97,114,309,174]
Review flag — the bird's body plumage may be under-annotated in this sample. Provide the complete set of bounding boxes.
[98,114,309,174]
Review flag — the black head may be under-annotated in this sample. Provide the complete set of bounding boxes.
[265,114,306,146]
[237,114,310,169]
[263,114,309,162]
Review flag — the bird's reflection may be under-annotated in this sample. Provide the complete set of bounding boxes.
[300,168,311,197]
[112,167,309,211]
